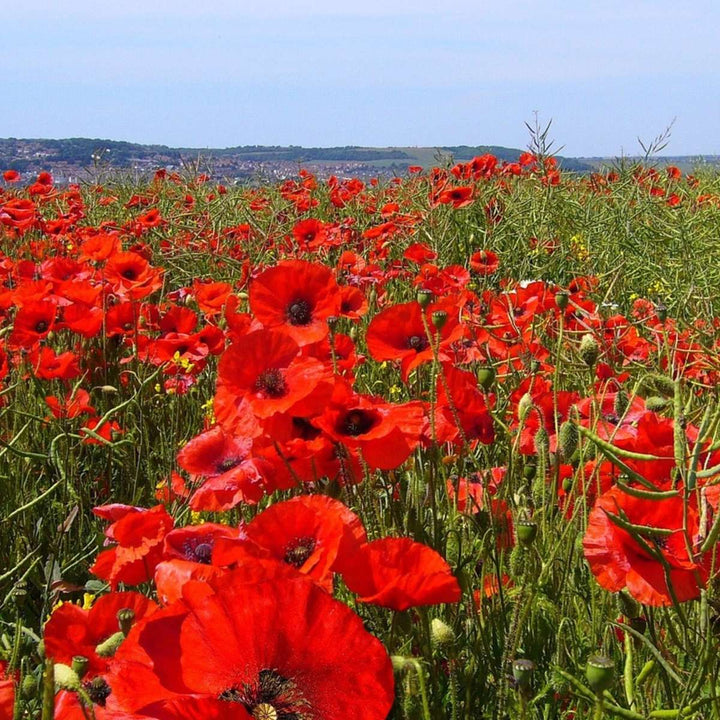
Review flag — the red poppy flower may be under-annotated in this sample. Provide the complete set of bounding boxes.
[44,592,157,676]
[341,537,462,611]
[215,495,367,591]
[0,661,15,719]
[107,571,394,719]
[437,185,474,209]
[90,505,175,588]
[2,170,20,183]
[469,249,499,276]
[583,486,708,606]
[249,260,341,345]
[104,252,163,300]
[216,329,333,421]
[163,522,240,565]
[45,389,95,420]
[177,426,272,510]
[366,297,462,381]
[313,381,425,470]
[8,299,56,348]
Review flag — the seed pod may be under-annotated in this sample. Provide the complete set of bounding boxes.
[585,655,614,694]
[431,309,448,330]
[416,289,433,308]
[477,366,495,390]
[558,421,579,460]
[555,290,569,310]
[71,655,89,679]
[579,333,600,366]
[117,608,136,636]
[516,520,538,546]
[513,658,536,692]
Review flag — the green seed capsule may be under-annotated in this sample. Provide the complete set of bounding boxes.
[585,655,614,693]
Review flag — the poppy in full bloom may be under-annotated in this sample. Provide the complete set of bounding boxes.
[214,495,367,592]
[366,297,462,381]
[177,426,272,510]
[216,329,333,421]
[341,537,462,611]
[8,299,56,348]
[106,571,395,719]
[469,249,499,276]
[249,259,341,346]
[583,486,709,606]
[313,380,425,470]
[44,592,157,676]
[90,505,175,588]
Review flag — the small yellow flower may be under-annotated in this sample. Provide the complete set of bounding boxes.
[190,511,204,525]
[82,593,95,610]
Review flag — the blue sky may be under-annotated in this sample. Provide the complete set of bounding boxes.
[4,1,719,156]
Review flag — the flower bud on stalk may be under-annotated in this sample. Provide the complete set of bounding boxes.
[431,310,447,330]
[585,655,614,694]
[416,289,433,308]
[579,334,600,366]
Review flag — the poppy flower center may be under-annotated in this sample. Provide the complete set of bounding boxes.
[287,299,312,326]
[254,369,287,398]
[83,677,111,706]
[219,668,310,720]
[407,334,428,352]
[35,320,49,333]
[183,538,214,564]
[217,456,243,473]
[342,409,376,436]
[603,412,620,425]
[292,417,321,441]
[121,268,137,281]
[284,536,317,568]
[122,322,133,331]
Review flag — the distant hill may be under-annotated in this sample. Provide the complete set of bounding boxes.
[1,137,717,181]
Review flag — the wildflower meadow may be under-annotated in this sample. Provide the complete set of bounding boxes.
[2,151,720,719]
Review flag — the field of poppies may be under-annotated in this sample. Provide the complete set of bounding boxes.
[1,153,720,719]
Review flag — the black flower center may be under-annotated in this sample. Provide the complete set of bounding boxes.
[283,537,317,568]
[217,456,243,473]
[342,409,375,436]
[287,299,312,326]
[219,669,310,720]
[292,417,321,441]
[181,537,215,564]
[603,413,620,425]
[35,320,49,333]
[254,369,287,398]
[84,677,111,706]
[407,334,428,352]
[121,268,137,281]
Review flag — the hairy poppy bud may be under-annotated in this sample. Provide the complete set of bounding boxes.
[616,591,641,620]
[95,630,125,658]
[477,366,495,390]
[430,618,456,652]
[534,426,549,456]
[646,395,670,412]
[613,391,629,419]
[99,385,119,394]
[21,675,37,699]
[518,393,533,422]
[559,421,578,460]
[585,655,614,694]
[579,334,600,366]
[54,663,81,692]
[416,289,433,308]
[513,658,536,692]
[391,655,412,673]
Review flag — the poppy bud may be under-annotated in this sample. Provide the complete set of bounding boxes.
[562,475,573,493]
[585,655,614,694]
[54,663,81,692]
[349,325,358,342]
[416,289,433,308]
[95,630,125,658]
[117,607,135,636]
[529,359,541,374]
[646,395,670,412]
[555,290,569,310]
[516,520,538,546]
[391,655,412,673]
[523,463,536,481]
[518,393,533,422]
[512,658,536,692]
[430,618,456,652]
[477,367,495,390]
[431,310,448,330]
[579,334,600,366]
[558,421,578,460]
[99,385,118,394]
[21,675,37,699]
[613,391,629,419]
[616,591,642,620]
[71,655,89,679]
[534,426,549,456]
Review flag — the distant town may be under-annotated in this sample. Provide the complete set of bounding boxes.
[1,137,718,185]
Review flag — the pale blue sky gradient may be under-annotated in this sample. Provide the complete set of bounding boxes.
[4,1,719,156]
